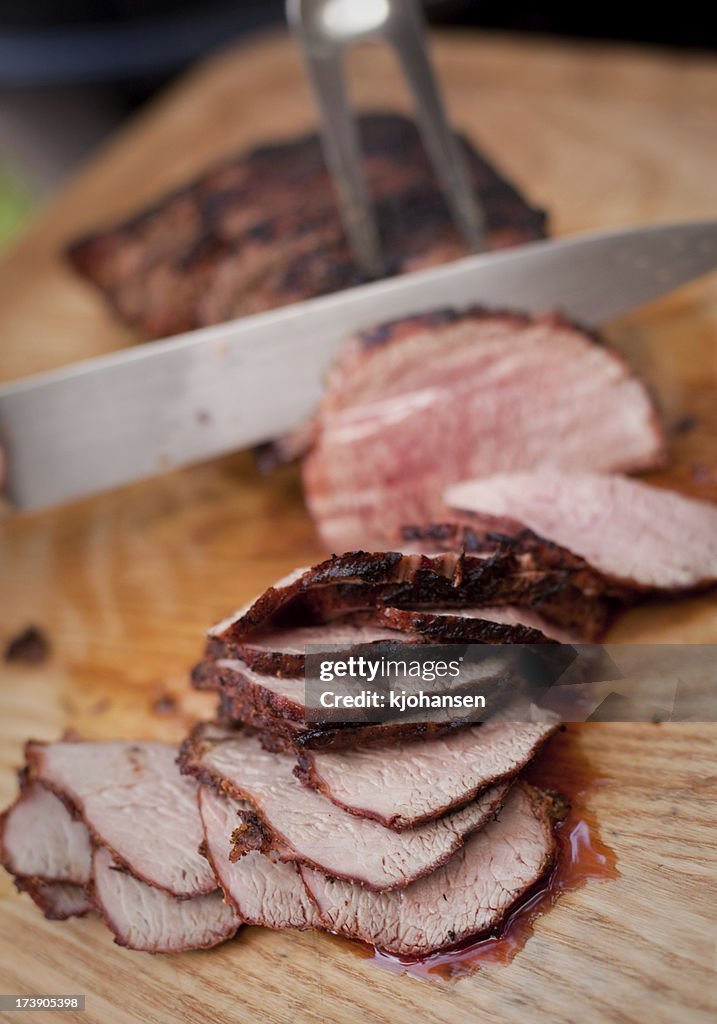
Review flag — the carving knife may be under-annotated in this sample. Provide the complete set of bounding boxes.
[1,220,716,511]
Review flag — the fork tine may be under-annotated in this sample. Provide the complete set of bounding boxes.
[287,0,486,275]
[387,2,486,253]
[299,48,385,278]
[287,0,384,278]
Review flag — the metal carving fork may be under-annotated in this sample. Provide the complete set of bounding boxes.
[286,0,486,277]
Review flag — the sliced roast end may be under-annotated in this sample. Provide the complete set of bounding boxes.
[92,847,240,954]
[300,783,563,957]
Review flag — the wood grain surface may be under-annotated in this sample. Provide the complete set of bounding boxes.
[1,28,716,1024]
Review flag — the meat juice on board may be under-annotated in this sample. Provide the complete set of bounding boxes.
[358,723,619,980]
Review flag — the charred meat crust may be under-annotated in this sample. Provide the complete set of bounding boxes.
[402,524,624,636]
[229,811,273,859]
[208,604,555,678]
[67,114,546,339]
[206,666,471,753]
[194,660,305,722]
[218,692,467,753]
[376,605,551,645]
[356,307,600,351]
[204,609,433,678]
[428,508,717,599]
[211,548,612,649]
[195,544,610,752]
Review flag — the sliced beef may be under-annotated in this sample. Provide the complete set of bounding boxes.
[93,846,240,953]
[198,786,321,931]
[194,657,306,722]
[180,724,510,890]
[198,654,516,754]
[207,554,463,644]
[14,880,94,921]
[445,471,717,592]
[208,550,609,650]
[197,657,441,751]
[299,310,663,548]
[196,549,594,754]
[68,114,546,339]
[26,740,216,897]
[399,523,624,637]
[2,745,241,950]
[219,620,406,678]
[402,520,615,595]
[300,783,562,957]
[296,715,558,828]
[376,605,574,644]
[216,687,468,753]
[216,606,556,678]
[1,782,94,921]
[1,782,92,885]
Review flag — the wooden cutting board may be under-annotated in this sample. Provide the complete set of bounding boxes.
[1,29,716,1024]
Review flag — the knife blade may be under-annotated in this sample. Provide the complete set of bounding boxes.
[1,220,716,511]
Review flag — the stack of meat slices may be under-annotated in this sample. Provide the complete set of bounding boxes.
[1,741,240,952]
[195,546,614,755]
[180,551,569,957]
[178,548,565,954]
[183,724,565,956]
[1,548,584,959]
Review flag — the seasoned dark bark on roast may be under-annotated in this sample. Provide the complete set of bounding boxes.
[213,618,428,678]
[376,605,553,644]
[68,114,546,338]
[401,523,627,636]
[206,605,558,679]
[198,656,503,753]
[209,549,612,651]
[196,548,612,751]
[402,520,617,592]
[216,688,469,752]
[203,603,553,678]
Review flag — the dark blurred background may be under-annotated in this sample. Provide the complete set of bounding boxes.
[0,0,712,247]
